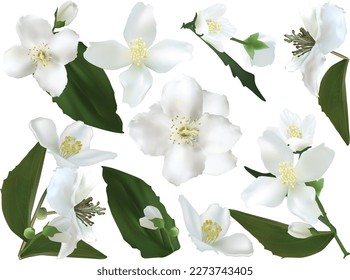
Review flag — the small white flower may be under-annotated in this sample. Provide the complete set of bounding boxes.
[285,3,347,95]
[56,1,78,27]
[3,15,79,97]
[129,75,241,185]
[242,131,334,224]
[195,3,236,52]
[288,222,313,239]
[29,117,117,167]
[46,168,105,259]
[274,109,316,152]
[179,195,253,256]
[243,33,276,67]
[84,2,193,107]
[139,206,163,230]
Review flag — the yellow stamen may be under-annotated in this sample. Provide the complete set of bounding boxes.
[279,161,296,189]
[202,219,222,243]
[129,38,148,66]
[287,124,302,138]
[169,116,200,145]
[59,136,82,158]
[207,19,222,33]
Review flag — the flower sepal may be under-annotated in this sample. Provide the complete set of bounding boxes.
[242,33,268,60]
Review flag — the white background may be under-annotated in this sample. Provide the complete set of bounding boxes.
[1,0,350,279]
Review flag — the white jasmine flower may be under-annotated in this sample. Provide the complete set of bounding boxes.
[129,75,241,185]
[244,33,276,67]
[46,168,105,258]
[139,206,163,230]
[179,195,253,256]
[242,131,334,224]
[275,109,316,152]
[3,15,79,97]
[29,117,117,167]
[285,3,346,94]
[195,3,236,52]
[288,222,313,239]
[56,1,78,27]
[84,2,193,107]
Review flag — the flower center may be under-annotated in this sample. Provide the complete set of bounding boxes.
[287,124,303,138]
[59,136,83,158]
[279,161,296,189]
[129,38,148,66]
[74,197,106,227]
[170,116,200,145]
[284,27,316,57]
[201,219,222,244]
[206,19,222,33]
[29,43,52,67]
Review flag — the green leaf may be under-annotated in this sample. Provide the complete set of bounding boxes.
[319,59,349,144]
[182,17,265,101]
[103,167,180,258]
[306,179,324,196]
[53,42,123,133]
[19,233,106,259]
[1,143,46,240]
[244,166,275,178]
[230,209,334,258]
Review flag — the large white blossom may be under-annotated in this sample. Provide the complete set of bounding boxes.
[84,2,193,107]
[285,3,346,95]
[195,3,236,52]
[30,117,117,167]
[129,75,241,185]
[179,195,253,256]
[241,130,334,224]
[3,15,79,97]
[273,109,316,152]
[46,167,104,258]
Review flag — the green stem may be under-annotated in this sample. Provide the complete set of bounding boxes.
[316,196,350,258]
[230,36,248,45]
[18,189,47,258]
[331,51,349,60]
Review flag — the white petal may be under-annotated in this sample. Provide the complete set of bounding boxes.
[194,12,208,35]
[202,35,225,52]
[163,145,205,185]
[191,236,216,252]
[77,221,96,243]
[145,39,193,73]
[287,184,321,224]
[34,62,67,97]
[16,15,53,48]
[302,114,316,140]
[3,46,35,78]
[288,222,313,239]
[200,204,230,240]
[178,195,202,239]
[60,121,93,152]
[129,104,172,156]
[49,216,72,243]
[202,90,229,117]
[49,29,79,65]
[316,3,346,54]
[83,40,131,70]
[215,18,236,38]
[144,206,162,219]
[53,154,79,168]
[120,64,153,107]
[46,167,80,214]
[295,144,334,182]
[213,233,253,256]
[204,151,237,175]
[299,3,318,39]
[202,4,227,18]
[199,113,241,154]
[139,217,157,230]
[242,177,288,207]
[258,130,293,175]
[160,75,203,119]
[29,117,59,153]
[300,45,325,95]
[279,108,302,138]
[285,54,308,72]
[69,149,117,166]
[123,2,156,47]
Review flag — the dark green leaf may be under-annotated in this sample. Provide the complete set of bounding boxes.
[53,42,123,133]
[182,17,265,101]
[244,166,275,178]
[19,233,106,259]
[1,143,46,240]
[103,167,180,258]
[319,59,349,144]
[230,209,334,258]
[306,179,324,196]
